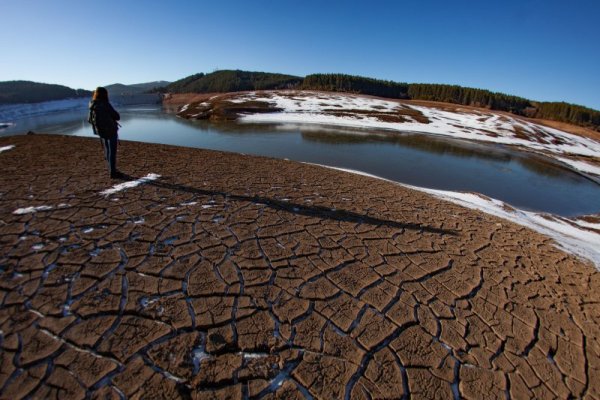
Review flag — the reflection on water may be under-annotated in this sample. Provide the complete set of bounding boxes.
[1,106,599,216]
[299,128,570,180]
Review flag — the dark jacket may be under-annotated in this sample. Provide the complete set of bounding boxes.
[88,100,120,139]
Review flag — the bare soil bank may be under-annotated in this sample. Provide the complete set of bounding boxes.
[1,134,599,399]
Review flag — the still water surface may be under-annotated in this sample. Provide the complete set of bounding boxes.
[2,105,599,217]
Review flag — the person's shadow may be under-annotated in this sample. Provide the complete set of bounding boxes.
[118,173,457,236]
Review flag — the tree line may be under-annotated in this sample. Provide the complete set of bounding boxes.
[532,101,600,128]
[406,83,532,114]
[165,70,302,94]
[301,74,409,99]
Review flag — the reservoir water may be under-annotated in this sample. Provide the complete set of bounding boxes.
[1,105,599,217]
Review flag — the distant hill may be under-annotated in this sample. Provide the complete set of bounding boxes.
[0,81,92,105]
[105,81,171,95]
[166,70,302,93]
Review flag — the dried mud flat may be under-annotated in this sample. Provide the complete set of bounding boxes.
[1,135,600,399]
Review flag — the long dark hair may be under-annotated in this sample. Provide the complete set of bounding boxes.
[93,87,109,102]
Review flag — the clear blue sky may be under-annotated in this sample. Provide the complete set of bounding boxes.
[2,0,599,109]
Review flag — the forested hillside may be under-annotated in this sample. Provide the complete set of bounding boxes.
[105,81,171,95]
[166,70,302,93]
[407,84,532,113]
[302,74,409,99]
[0,81,91,104]
[533,102,600,128]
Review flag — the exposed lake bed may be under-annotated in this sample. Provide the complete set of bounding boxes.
[1,133,599,399]
[2,96,600,398]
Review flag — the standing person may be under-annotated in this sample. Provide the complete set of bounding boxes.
[88,87,122,179]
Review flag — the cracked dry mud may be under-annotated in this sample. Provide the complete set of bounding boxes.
[1,134,599,399]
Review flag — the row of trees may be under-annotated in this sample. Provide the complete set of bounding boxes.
[532,102,600,128]
[0,81,91,104]
[301,74,409,99]
[166,70,302,94]
[407,84,532,114]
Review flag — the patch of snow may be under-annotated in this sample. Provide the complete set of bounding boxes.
[192,348,210,371]
[13,205,53,214]
[139,296,160,308]
[557,157,600,176]
[181,201,197,206]
[179,104,189,113]
[32,244,44,250]
[99,173,160,196]
[0,145,15,153]
[240,352,269,359]
[164,371,186,383]
[573,219,600,230]
[225,98,253,104]
[309,163,600,269]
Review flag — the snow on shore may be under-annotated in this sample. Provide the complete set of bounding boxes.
[100,173,161,196]
[234,92,600,175]
[313,164,600,269]
[415,187,600,269]
[556,157,600,176]
[0,145,15,153]
[13,205,54,215]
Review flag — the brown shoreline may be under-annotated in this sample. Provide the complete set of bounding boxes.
[1,134,599,399]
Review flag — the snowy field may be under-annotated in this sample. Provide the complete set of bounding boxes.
[225,91,600,177]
